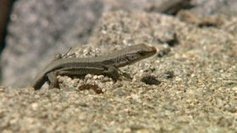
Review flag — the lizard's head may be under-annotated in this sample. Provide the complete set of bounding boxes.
[106,44,157,67]
[124,44,157,64]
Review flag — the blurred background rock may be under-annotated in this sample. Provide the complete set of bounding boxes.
[1,0,237,88]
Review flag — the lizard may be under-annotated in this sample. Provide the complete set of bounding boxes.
[32,44,157,90]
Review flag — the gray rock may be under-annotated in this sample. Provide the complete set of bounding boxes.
[2,0,237,88]
[191,0,237,16]
[1,0,104,87]
[0,10,236,132]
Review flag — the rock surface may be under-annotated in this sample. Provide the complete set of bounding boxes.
[1,0,105,87]
[0,10,236,132]
[2,0,237,88]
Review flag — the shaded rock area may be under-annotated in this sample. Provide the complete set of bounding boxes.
[0,0,15,53]
[1,9,237,132]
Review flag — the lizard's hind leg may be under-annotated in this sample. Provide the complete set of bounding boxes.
[47,71,60,89]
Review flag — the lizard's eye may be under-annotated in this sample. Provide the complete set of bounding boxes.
[126,54,138,61]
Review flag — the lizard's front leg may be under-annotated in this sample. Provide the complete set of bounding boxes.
[103,66,120,81]
[104,66,132,81]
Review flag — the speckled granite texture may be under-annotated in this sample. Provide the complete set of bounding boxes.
[0,11,236,132]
